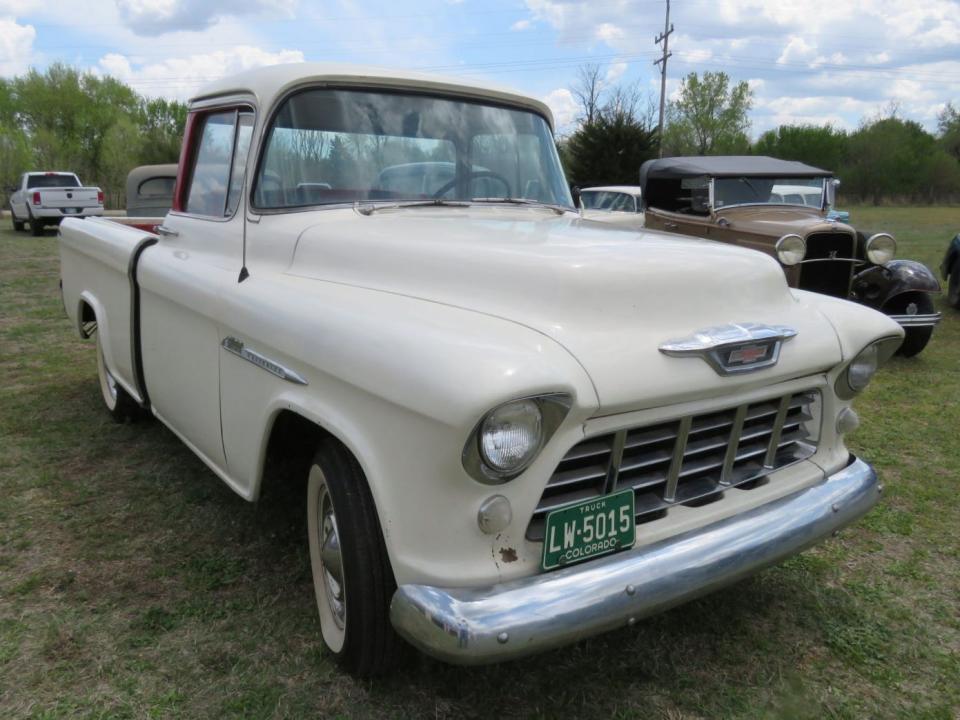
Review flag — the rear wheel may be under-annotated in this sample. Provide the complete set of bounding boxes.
[887,293,935,357]
[306,442,401,677]
[96,330,142,422]
[948,261,960,309]
[29,212,44,236]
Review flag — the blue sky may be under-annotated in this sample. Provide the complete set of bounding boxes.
[2,0,958,137]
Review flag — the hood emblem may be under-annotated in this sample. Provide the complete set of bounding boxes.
[659,322,798,376]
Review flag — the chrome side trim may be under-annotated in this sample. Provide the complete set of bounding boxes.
[888,312,942,328]
[220,336,307,385]
[391,456,879,665]
[659,322,798,376]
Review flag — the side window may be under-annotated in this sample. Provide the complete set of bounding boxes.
[185,110,254,218]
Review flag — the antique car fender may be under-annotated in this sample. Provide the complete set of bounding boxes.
[851,259,940,311]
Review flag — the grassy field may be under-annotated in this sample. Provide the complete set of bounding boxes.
[1,207,958,719]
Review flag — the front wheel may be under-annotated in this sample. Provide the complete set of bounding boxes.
[306,442,401,677]
[887,293,936,357]
[10,207,24,231]
[96,331,143,422]
[948,262,960,309]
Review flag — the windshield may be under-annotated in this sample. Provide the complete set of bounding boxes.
[714,177,824,209]
[253,88,572,210]
[581,191,638,212]
[27,174,80,189]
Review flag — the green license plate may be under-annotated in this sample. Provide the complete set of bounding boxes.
[541,489,636,571]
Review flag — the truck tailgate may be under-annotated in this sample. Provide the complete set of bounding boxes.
[41,188,100,208]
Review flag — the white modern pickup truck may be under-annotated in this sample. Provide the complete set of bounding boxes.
[10,171,103,235]
[58,63,904,677]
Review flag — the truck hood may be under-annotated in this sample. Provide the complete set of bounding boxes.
[288,206,843,413]
[715,205,854,237]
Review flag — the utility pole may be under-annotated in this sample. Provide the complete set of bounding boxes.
[654,0,673,158]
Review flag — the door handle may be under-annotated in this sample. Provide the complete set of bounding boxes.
[156,225,179,238]
[664,222,679,230]
[717,217,730,228]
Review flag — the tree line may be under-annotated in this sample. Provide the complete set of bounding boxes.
[560,65,960,204]
[0,64,186,209]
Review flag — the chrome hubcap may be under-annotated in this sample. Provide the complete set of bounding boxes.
[318,486,345,629]
[906,302,918,316]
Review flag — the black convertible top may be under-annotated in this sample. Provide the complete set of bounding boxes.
[640,155,833,188]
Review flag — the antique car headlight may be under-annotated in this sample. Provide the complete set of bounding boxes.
[865,233,896,265]
[463,394,572,483]
[775,234,806,266]
[835,337,902,399]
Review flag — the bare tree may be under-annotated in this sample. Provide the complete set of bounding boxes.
[571,63,605,125]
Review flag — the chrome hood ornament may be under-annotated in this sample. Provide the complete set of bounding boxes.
[659,322,798,376]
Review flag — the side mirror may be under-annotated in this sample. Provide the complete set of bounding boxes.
[826,178,840,208]
[570,185,581,209]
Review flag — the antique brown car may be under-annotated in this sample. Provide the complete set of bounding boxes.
[640,156,941,356]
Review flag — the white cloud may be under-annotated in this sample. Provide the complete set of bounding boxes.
[594,22,624,44]
[96,45,304,100]
[605,61,627,82]
[777,36,816,64]
[115,0,297,36]
[510,19,532,31]
[0,17,35,76]
[866,51,890,65]
[544,87,579,133]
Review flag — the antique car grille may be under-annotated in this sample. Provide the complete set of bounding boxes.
[526,390,819,542]
[798,232,856,298]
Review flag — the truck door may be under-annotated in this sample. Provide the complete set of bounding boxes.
[137,107,254,473]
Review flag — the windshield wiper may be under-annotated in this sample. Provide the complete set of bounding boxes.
[470,197,571,215]
[355,199,471,216]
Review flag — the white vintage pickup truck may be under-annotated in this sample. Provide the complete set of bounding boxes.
[10,171,104,235]
[58,63,904,677]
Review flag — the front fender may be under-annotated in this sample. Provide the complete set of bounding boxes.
[851,260,940,311]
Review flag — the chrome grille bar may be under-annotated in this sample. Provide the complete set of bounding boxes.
[763,394,792,468]
[720,404,747,485]
[603,430,627,494]
[526,389,819,542]
[663,416,692,502]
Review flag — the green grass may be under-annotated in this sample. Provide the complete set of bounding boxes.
[1,208,959,719]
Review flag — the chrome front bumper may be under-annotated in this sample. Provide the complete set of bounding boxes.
[888,312,941,328]
[390,456,880,665]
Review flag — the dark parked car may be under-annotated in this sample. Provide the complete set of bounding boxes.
[941,233,960,309]
[640,156,941,356]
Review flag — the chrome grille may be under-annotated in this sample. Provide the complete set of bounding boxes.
[526,390,818,541]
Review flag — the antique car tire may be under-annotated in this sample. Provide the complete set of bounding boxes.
[887,293,935,357]
[96,330,143,422]
[948,261,960,309]
[306,442,401,677]
[9,207,25,232]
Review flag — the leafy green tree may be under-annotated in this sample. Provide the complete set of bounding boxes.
[753,124,848,171]
[662,71,753,155]
[566,112,657,187]
[938,102,960,162]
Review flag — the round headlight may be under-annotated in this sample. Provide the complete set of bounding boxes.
[847,344,879,393]
[865,233,896,265]
[480,399,543,475]
[775,234,806,266]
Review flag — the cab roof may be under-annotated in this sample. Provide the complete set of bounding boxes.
[191,62,555,128]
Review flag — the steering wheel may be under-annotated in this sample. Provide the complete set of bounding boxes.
[432,169,512,199]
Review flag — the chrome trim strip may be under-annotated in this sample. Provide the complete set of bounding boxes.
[720,404,747,485]
[662,416,691,502]
[888,312,942,328]
[220,336,307,385]
[763,395,792,468]
[391,456,879,665]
